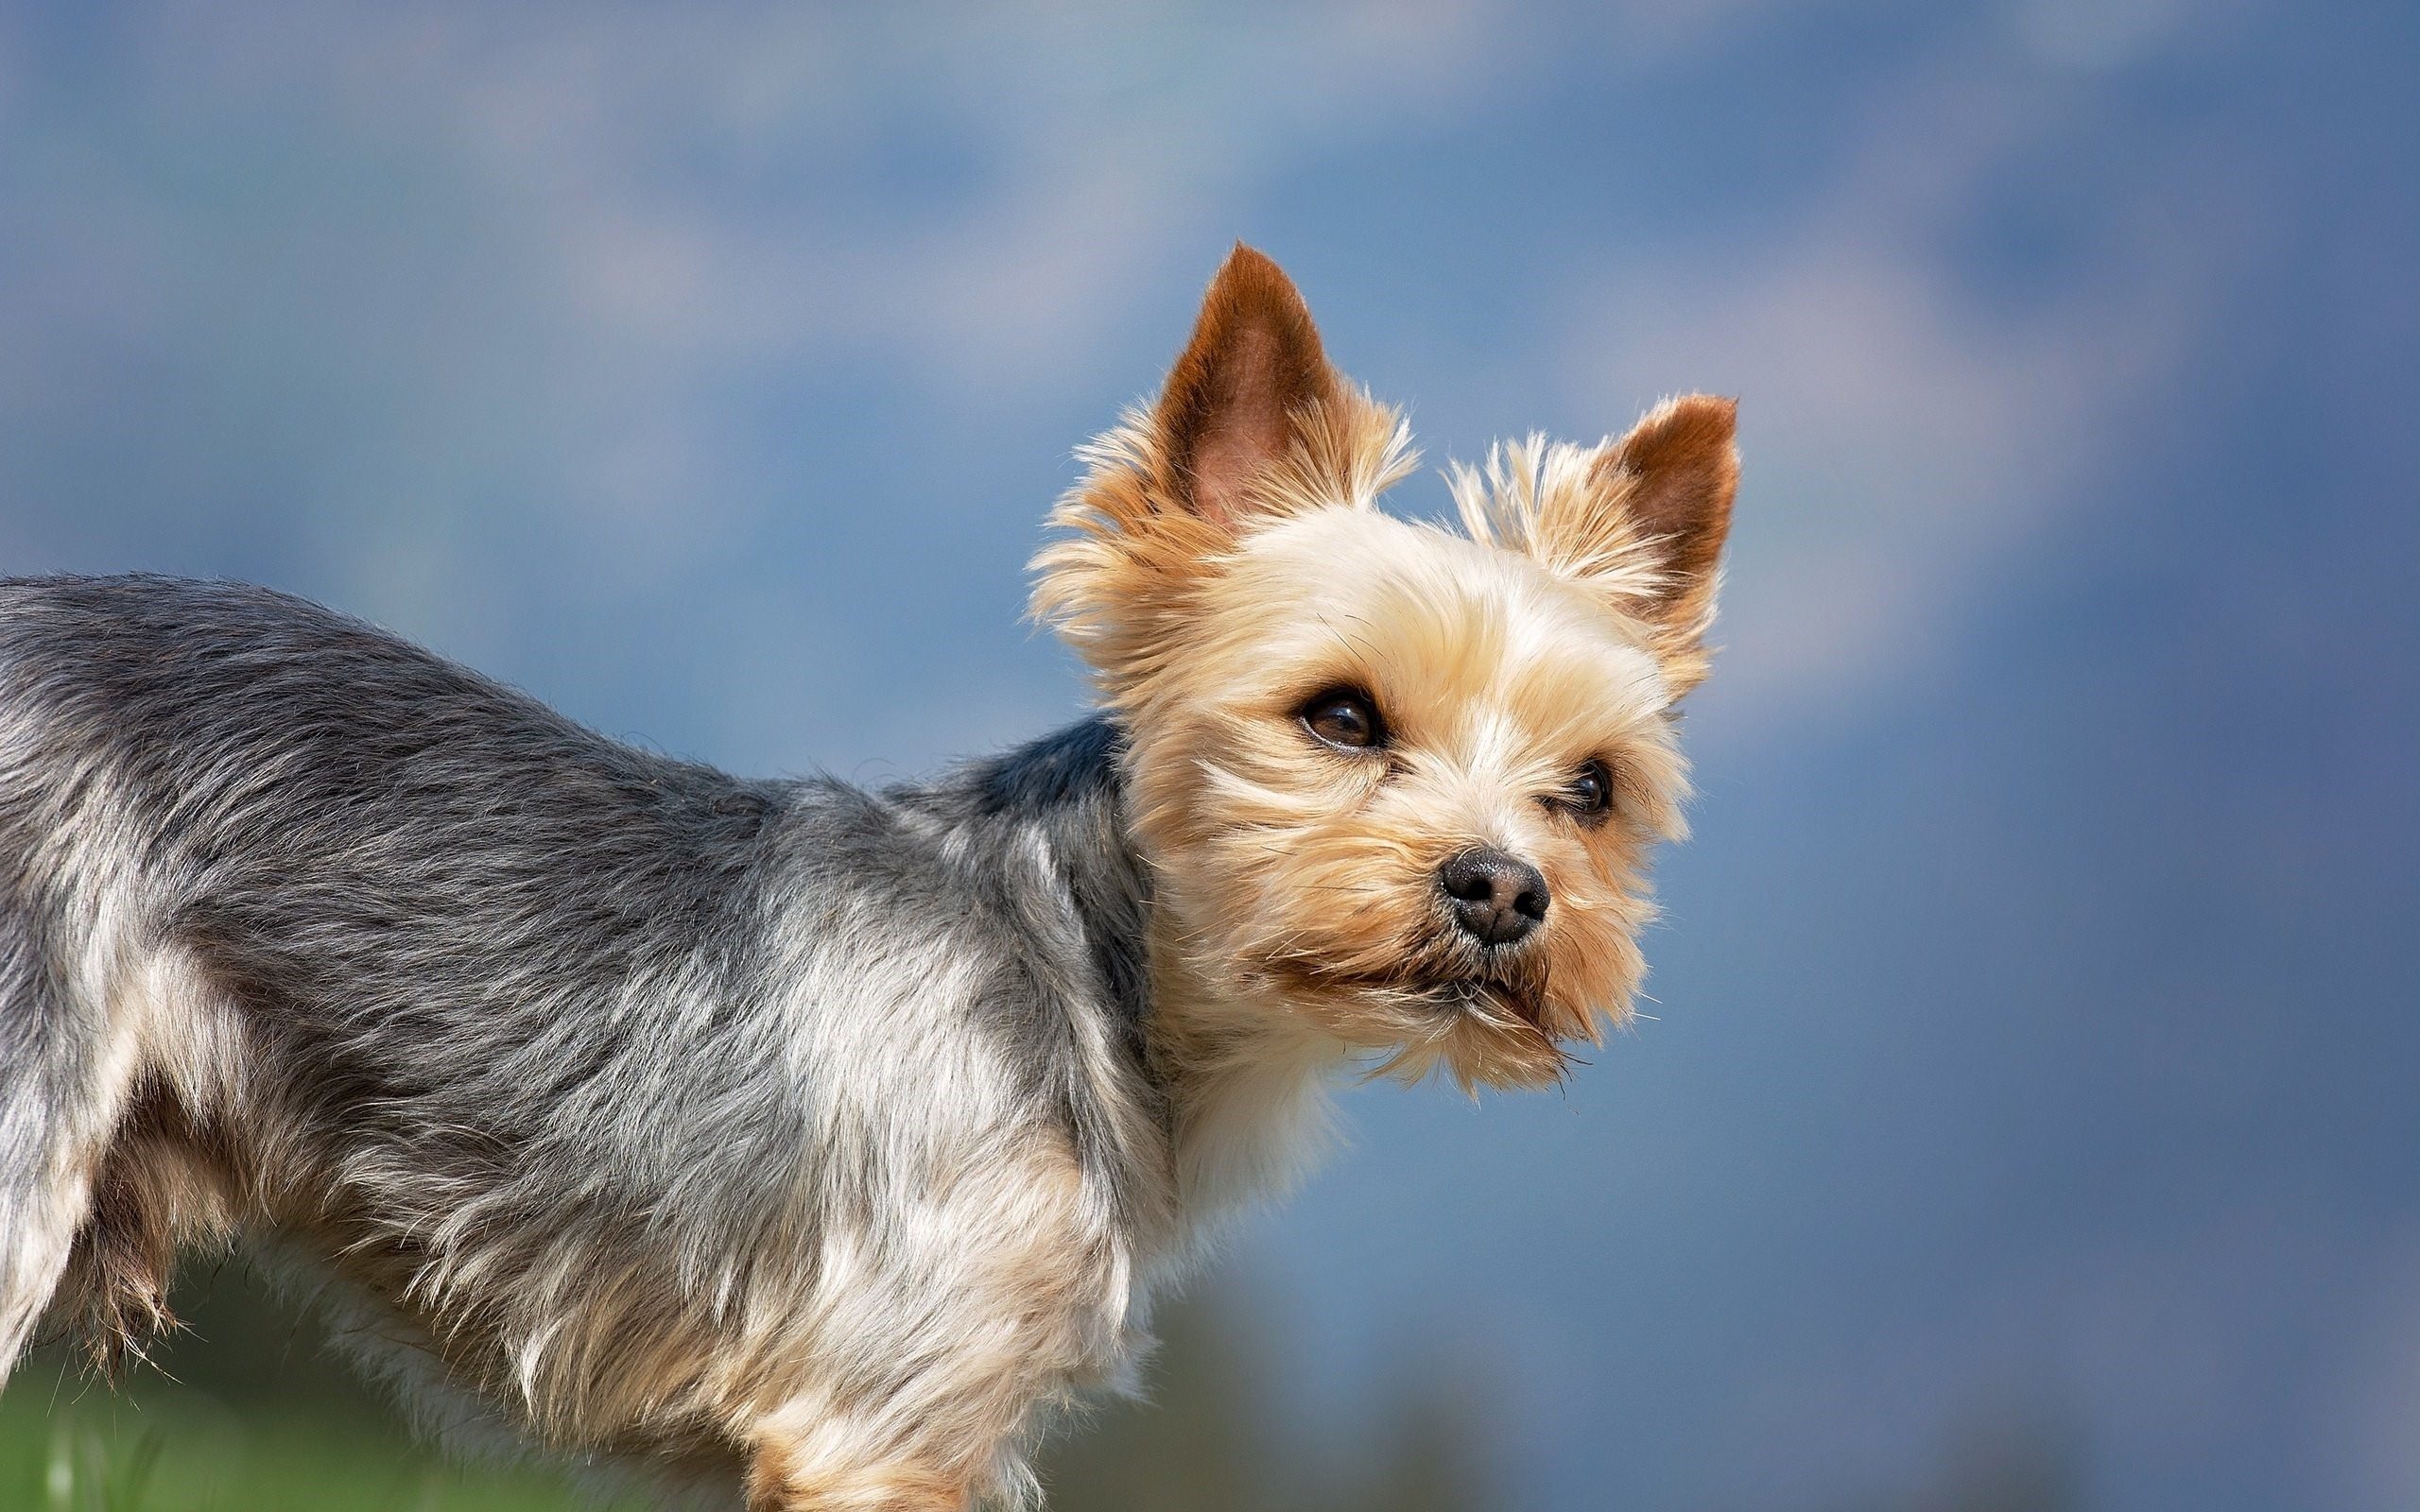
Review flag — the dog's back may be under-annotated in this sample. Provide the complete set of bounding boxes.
[0,576,1157,1482]
[0,574,792,1383]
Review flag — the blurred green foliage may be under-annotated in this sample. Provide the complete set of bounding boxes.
[1039,1283,1490,1512]
[0,1263,1493,1511]
[3,1262,2080,1510]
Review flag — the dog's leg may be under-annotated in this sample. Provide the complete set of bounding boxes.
[735,1280,1093,1512]
[0,919,130,1383]
[736,1144,1123,1512]
[743,1447,969,1512]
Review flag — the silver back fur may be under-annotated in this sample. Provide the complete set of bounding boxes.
[1,574,1170,1503]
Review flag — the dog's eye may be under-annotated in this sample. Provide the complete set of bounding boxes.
[1561,759,1615,818]
[1300,688,1385,751]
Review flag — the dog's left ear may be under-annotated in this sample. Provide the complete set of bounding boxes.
[1520,395,1737,691]
[1593,394,1737,624]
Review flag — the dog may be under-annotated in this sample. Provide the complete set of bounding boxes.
[0,246,1737,1509]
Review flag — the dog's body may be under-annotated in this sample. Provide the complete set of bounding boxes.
[0,249,1737,1509]
[1,575,1165,1501]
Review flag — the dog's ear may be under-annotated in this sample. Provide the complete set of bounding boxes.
[1590,395,1737,625]
[1149,244,1348,528]
[1034,247,1410,698]
[1495,395,1736,693]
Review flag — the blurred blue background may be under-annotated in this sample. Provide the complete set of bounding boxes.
[3,3,2415,1508]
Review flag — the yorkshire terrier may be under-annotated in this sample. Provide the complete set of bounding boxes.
[0,247,1737,1509]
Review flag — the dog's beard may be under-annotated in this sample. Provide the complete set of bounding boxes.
[1234,919,1578,1089]
[1248,914,1548,1009]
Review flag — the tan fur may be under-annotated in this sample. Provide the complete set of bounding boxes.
[748,1449,968,1512]
[732,1136,1115,1511]
[1035,245,1737,1220]
[53,1095,240,1377]
[1452,398,1740,698]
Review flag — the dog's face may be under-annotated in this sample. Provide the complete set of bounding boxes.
[1035,248,1736,1090]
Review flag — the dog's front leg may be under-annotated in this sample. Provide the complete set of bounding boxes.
[744,1441,971,1512]
[737,1145,1127,1510]
[738,1344,1065,1512]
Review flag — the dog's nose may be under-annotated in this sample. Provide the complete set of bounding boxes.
[1438,850,1549,947]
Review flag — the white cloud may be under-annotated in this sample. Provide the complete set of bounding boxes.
[0,0,2273,753]
[1552,33,2266,735]
[2332,1227,2420,1512]
[101,1,1525,385]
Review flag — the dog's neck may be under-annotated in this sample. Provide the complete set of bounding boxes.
[1141,941,1345,1225]
[930,716,1347,1240]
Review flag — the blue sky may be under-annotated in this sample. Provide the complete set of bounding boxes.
[3,3,2414,1507]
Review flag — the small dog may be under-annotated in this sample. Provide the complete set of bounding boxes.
[0,247,1736,1509]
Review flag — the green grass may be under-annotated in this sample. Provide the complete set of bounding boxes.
[0,1373,613,1512]
[0,1272,1496,1511]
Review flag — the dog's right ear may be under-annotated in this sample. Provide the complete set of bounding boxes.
[1033,247,1409,698]
[1149,245,1346,529]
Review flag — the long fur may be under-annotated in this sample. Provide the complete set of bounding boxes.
[0,576,1168,1503]
[0,246,1735,1511]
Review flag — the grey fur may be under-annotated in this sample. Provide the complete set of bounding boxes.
[0,575,1167,1497]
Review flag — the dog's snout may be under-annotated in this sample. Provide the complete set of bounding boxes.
[1438,850,1548,947]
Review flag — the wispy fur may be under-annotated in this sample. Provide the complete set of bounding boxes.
[0,247,1735,1510]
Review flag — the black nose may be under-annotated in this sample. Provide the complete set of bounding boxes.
[1438,850,1549,947]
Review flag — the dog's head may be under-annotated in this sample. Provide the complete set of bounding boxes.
[1034,247,1736,1091]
